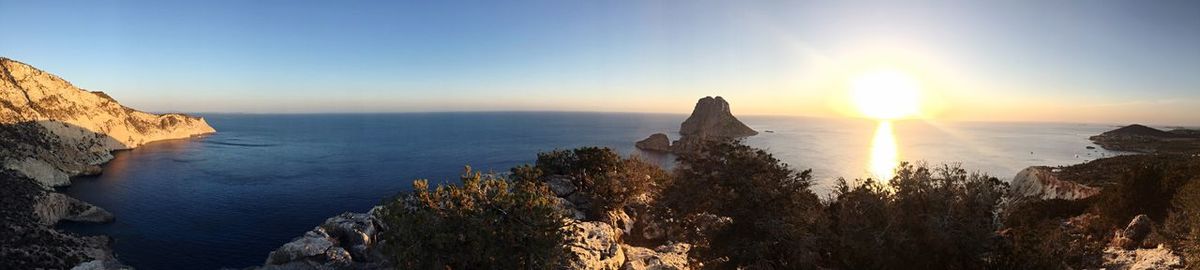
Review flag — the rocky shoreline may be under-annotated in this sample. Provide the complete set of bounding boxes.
[0,57,215,269]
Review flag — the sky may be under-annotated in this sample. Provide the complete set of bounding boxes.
[2,1,1199,125]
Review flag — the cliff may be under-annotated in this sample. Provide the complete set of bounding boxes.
[0,57,214,269]
[635,96,756,154]
[1,57,215,187]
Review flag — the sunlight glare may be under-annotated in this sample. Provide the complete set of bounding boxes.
[869,121,899,181]
[851,69,922,119]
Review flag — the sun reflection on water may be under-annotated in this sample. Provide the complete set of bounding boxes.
[869,121,899,181]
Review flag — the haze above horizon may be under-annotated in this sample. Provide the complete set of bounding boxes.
[2,1,1199,125]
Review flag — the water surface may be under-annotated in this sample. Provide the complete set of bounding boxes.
[60,112,1123,269]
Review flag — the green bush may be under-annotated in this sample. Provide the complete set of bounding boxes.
[529,147,666,220]
[658,140,828,269]
[376,167,568,269]
[826,163,1007,270]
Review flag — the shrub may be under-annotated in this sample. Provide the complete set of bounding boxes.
[529,147,666,220]
[376,167,568,269]
[658,140,828,269]
[826,163,1007,270]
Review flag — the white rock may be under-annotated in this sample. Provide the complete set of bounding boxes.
[564,221,626,270]
[622,243,691,270]
[1010,166,1100,201]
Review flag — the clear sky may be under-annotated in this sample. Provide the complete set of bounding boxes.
[3,1,1199,125]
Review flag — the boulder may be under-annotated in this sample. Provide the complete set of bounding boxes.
[547,175,578,197]
[622,243,691,270]
[1110,215,1154,250]
[564,221,626,270]
[33,192,114,225]
[635,133,672,152]
[261,212,384,269]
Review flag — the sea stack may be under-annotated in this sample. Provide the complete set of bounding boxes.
[635,96,756,154]
[0,57,215,269]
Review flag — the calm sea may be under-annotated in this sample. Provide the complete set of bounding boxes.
[59,112,1124,269]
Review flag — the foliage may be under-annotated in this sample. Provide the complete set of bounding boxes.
[658,140,828,269]
[529,147,667,220]
[376,167,568,270]
[825,163,1008,270]
[1166,174,1200,265]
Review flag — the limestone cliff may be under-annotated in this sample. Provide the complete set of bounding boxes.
[0,57,214,269]
[1,57,215,187]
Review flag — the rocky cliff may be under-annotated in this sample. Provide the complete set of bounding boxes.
[636,96,756,154]
[0,57,215,269]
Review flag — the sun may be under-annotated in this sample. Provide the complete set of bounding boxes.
[850,69,922,119]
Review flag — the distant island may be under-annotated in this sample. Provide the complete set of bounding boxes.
[1089,124,1200,154]
[635,96,757,154]
[0,57,214,269]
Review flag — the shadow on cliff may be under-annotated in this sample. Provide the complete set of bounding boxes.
[0,120,138,268]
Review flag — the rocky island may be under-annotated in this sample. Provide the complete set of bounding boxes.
[636,96,757,154]
[0,57,214,269]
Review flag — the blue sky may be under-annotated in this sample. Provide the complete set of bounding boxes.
[2,1,1199,124]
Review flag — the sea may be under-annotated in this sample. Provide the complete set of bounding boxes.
[58,112,1126,269]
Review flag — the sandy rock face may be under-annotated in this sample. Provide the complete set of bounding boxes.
[1010,166,1100,201]
[1103,245,1184,270]
[622,243,691,270]
[564,221,627,270]
[1,57,214,186]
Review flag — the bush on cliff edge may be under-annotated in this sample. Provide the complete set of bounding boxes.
[826,163,1008,269]
[376,167,568,270]
[658,140,828,269]
[525,147,668,221]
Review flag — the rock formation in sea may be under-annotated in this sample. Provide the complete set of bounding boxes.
[634,133,671,152]
[635,96,756,154]
[0,57,215,269]
[1089,124,1200,154]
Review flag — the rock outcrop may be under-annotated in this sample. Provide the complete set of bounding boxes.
[635,133,672,152]
[1102,215,1184,269]
[564,221,628,270]
[259,212,388,269]
[0,57,214,269]
[621,243,691,270]
[635,96,756,154]
[1009,166,1101,201]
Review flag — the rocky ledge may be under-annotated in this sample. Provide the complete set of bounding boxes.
[0,57,215,269]
[636,96,756,154]
[257,174,692,270]
[1089,124,1200,154]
